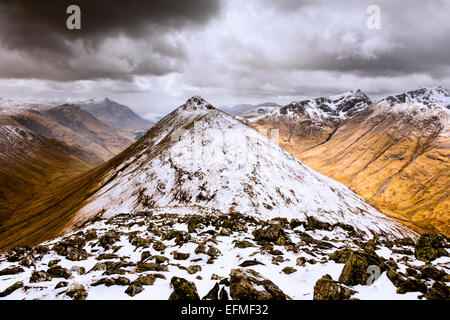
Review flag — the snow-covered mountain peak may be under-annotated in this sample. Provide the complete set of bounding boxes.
[384,87,450,108]
[70,98,415,239]
[179,96,215,112]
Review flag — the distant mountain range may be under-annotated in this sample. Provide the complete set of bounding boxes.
[219,102,280,116]
[78,98,154,133]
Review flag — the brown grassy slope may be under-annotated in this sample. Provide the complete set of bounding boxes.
[0,107,199,250]
[247,106,449,236]
[0,126,101,230]
[0,105,132,162]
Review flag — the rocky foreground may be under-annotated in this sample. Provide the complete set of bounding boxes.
[0,209,449,300]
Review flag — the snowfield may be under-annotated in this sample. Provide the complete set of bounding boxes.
[0,209,448,300]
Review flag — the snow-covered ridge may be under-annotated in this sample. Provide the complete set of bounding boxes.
[71,97,415,239]
[239,90,372,123]
[384,87,450,108]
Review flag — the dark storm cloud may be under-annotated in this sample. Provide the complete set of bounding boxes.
[0,0,221,80]
[1,0,450,110]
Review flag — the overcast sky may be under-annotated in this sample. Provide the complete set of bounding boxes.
[0,0,449,118]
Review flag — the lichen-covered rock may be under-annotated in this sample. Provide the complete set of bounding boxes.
[47,266,72,279]
[234,240,255,249]
[329,249,353,263]
[99,230,120,249]
[153,241,166,252]
[168,277,200,300]
[313,275,357,300]
[396,278,427,294]
[0,281,23,297]
[0,266,24,276]
[425,281,449,300]
[125,283,144,297]
[239,260,265,267]
[66,283,87,300]
[229,268,290,300]
[136,262,168,273]
[417,265,446,281]
[338,252,369,286]
[252,224,285,243]
[414,234,449,262]
[202,283,219,300]
[30,270,52,283]
[132,274,156,286]
[173,252,190,260]
[306,217,333,231]
[282,267,296,274]
[187,265,202,274]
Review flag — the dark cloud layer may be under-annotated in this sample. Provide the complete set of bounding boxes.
[0,0,449,111]
[0,0,221,80]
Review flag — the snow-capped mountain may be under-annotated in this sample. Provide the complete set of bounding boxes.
[220,102,280,116]
[384,87,450,108]
[61,96,414,239]
[238,90,372,124]
[78,98,153,133]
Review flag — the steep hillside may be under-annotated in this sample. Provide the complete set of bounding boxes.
[0,125,100,227]
[0,104,132,162]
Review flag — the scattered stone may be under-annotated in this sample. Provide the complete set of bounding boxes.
[414,233,449,263]
[394,237,415,247]
[48,266,72,279]
[306,217,333,231]
[229,268,289,300]
[30,270,52,283]
[296,257,307,266]
[268,249,283,256]
[239,260,265,267]
[99,230,121,249]
[219,287,229,300]
[338,252,369,286]
[313,274,357,300]
[153,241,166,252]
[125,283,144,297]
[187,265,202,274]
[169,277,200,300]
[48,259,61,267]
[425,281,449,300]
[66,283,87,300]
[330,249,353,263]
[136,262,168,273]
[282,267,296,274]
[133,274,156,286]
[71,266,86,275]
[173,252,190,260]
[0,266,24,276]
[0,281,23,297]
[202,283,219,300]
[96,253,119,260]
[66,247,88,261]
[234,240,255,249]
[194,243,207,255]
[141,251,151,262]
[417,265,446,281]
[55,281,69,289]
[206,246,221,258]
